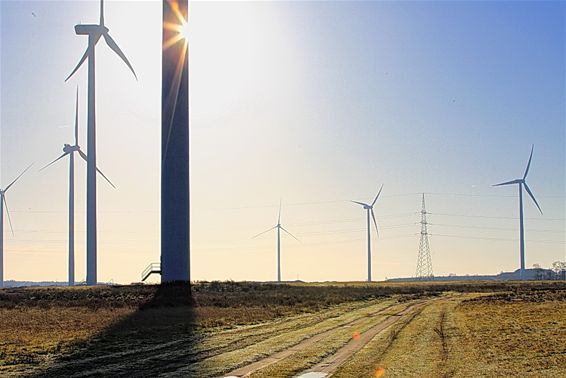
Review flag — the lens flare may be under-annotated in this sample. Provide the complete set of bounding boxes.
[180,21,190,40]
[163,0,189,49]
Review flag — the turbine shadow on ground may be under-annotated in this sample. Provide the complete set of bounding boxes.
[30,283,199,378]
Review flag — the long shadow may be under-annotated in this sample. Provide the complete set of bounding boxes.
[30,283,201,378]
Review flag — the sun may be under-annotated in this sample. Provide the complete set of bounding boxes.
[163,0,189,49]
[163,20,189,49]
[180,21,190,40]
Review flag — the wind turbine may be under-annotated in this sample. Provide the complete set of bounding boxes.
[41,89,115,286]
[65,0,136,285]
[253,202,300,282]
[0,164,33,288]
[352,185,383,282]
[494,144,542,280]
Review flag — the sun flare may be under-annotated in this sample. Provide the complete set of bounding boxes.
[180,21,190,40]
[163,0,189,49]
[163,20,189,49]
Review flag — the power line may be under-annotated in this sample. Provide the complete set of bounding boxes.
[295,223,416,237]
[429,212,565,221]
[429,223,565,233]
[423,191,565,199]
[430,233,565,244]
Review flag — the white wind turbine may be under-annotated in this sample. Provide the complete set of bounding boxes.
[0,164,33,288]
[65,0,136,285]
[494,144,542,280]
[41,89,115,286]
[352,185,383,282]
[253,202,300,282]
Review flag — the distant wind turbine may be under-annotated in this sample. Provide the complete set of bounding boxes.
[41,89,115,286]
[352,185,383,282]
[65,0,136,285]
[494,144,542,280]
[0,164,33,288]
[253,202,300,282]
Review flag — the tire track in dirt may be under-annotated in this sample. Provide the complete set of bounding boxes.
[31,300,391,377]
[296,301,428,377]
[435,308,448,360]
[222,300,421,378]
[435,304,457,378]
[199,299,390,358]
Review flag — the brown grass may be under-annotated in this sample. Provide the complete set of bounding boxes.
[334,289,566,377]
[1,281,565,377]
[0,307,134,370]
[451,290,566,376]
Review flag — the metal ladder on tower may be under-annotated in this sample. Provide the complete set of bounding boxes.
[141,263,161,281]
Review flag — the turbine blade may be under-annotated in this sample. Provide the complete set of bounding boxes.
[371,209,379,237]
[493,179,521,187]
[523,182,543,214]
[78,150,87,163]
[74,86,79,146]
[4,163,33,192]
[40,153,69,172]
[78,150,116,188]
[252,226,276,239]
[351,200,369,207]
[3,195,14,236]
[65,46,92,82]
[100,0,105,26]
[371,184,384,207]
[523,144,534,179]
[103,33,137,80]
[278,200,282,224]
[280,226,301,243]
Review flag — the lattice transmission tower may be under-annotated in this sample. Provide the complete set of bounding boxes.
[416,193,434,279]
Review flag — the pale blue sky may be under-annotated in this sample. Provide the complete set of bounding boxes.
[1,0,564,283]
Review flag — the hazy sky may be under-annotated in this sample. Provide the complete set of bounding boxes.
[1,0,564,284]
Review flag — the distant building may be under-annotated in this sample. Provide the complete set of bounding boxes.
[387,268,561,282]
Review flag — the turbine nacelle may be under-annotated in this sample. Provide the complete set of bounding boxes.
[352,201,371,210]
[75,24,108,36]
[63,144,80,153]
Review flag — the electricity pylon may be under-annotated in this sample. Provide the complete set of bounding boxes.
[416,193,433,279]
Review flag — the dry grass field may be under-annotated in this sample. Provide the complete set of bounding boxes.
[0,281,564,377]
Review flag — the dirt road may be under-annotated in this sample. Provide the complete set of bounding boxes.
[222,298,436,378]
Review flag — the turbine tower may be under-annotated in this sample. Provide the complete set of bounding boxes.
[415,193,433,280]
[162,0,190,282]
[41,90,115,286]
[352,185,383,282]
[494,144,542,280]
[65,0,136,285]
[0,164,33,288]
[253,202,299,282]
